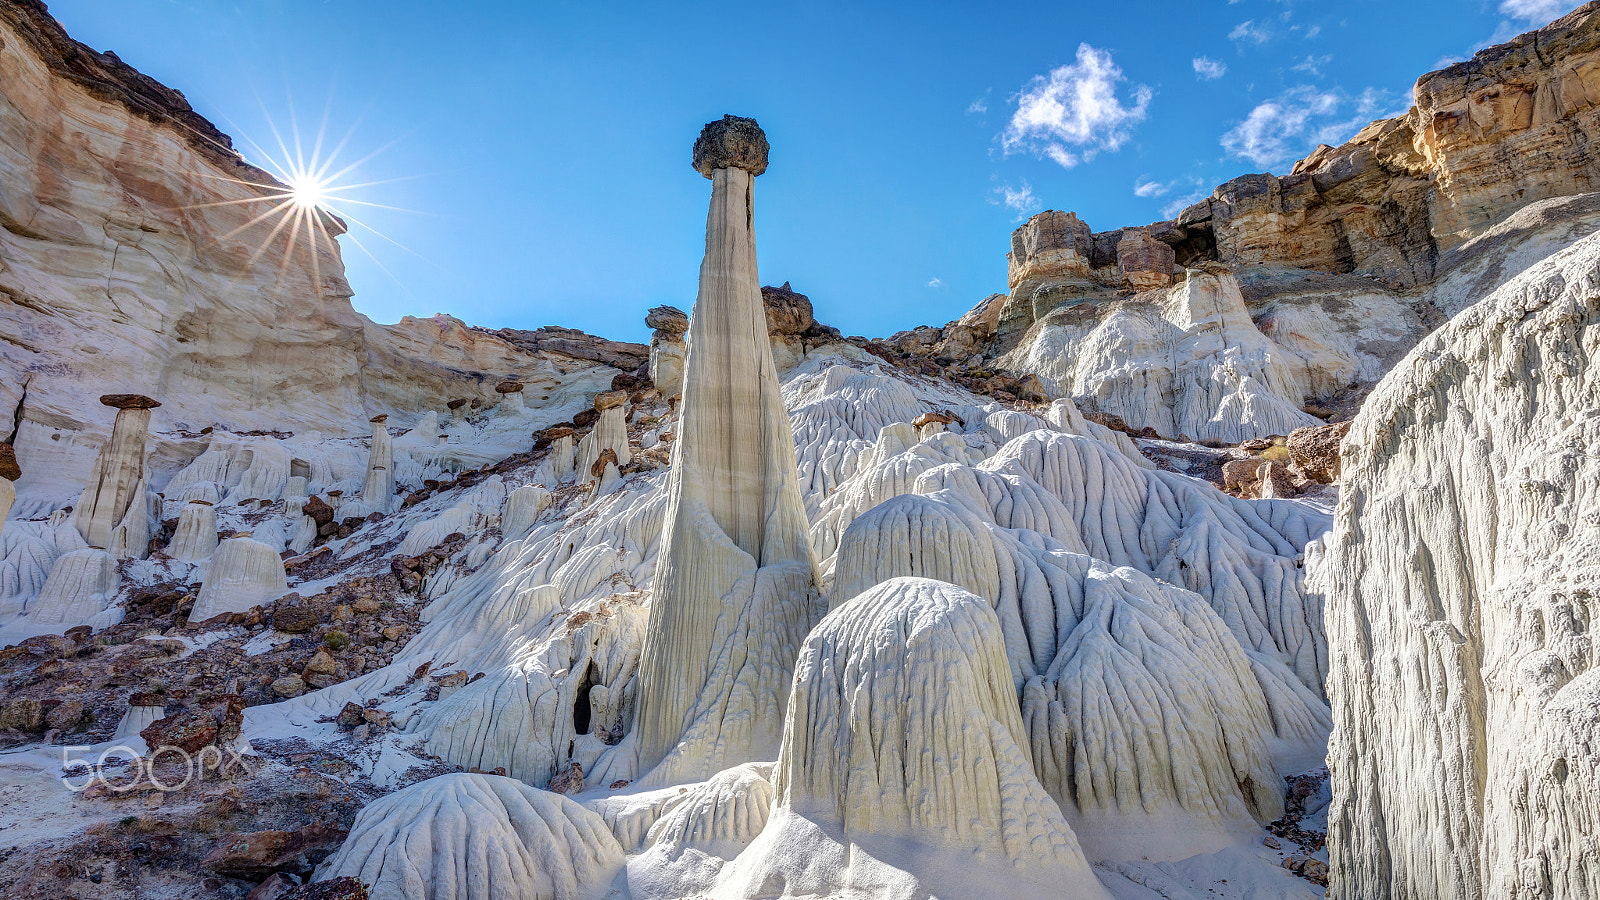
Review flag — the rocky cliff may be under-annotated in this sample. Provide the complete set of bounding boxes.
[872,3,1600,444]
[0,0,642,509]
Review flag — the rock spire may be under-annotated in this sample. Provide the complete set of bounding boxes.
[624,116,822,783]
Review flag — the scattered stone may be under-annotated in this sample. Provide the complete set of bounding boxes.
[546,760,583,795]
[0,697,44,732]
[1287,419,1351,484]
[201,823,349,879]
[45,699,87,731]
[0,442,19,481]
[336,702,366,731]
[271,675,307,698]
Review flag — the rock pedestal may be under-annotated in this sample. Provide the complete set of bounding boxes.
[625,116,823,783]
[74,394,159,557]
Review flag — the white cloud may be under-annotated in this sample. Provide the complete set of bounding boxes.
[1434,54,1468,69]
[927,277,943,288]
[1292,54,1334,76]
[967,91,989,115]
[990,182,1041,218]
[1304,24,1322,39]
[1221,86,1399,168]
[1498,0,1575,23]
[1193,56,1227,81]
[1229,20,1272,44]
[1002,44,1151,170]
[1134,178,1172,198]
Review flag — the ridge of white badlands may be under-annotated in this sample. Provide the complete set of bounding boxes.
[1323,231,1600,900]
[621,116,824,785]
[715,577,1111,900]
[316,773,625,900]
[188,536,289,622]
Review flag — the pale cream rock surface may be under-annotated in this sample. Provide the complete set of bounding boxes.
[189,536,288,622]
[168,500,218,562]
[73,403,154,558]
[315,773,624,900]
[26,547,118,625]
[1322,229,1600,900]
[712,577,1111,900]
[623,119,823,786]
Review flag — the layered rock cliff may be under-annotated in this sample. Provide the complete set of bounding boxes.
[0,0,641,510]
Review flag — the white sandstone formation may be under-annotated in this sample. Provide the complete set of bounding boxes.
[627,762,776,897]
[27,547,119,625]
[361,414,396,513]
[576,391,632,485]
[621,116,824,786]
[831,489,1294,859]
[113,700,166,741]
[1323,231,1600,900]
[315,773,624,900]
[550,433,575,482]
[168,501,218,562]
[73,394,159,558]
[714,577,1110,900]
[497,380,526,414]
[189,537,288,622]
[501,483,551,543]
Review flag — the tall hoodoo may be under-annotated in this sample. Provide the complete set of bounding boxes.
[74,394,159,558]
[626,115,822,782]
[362,414,395,512]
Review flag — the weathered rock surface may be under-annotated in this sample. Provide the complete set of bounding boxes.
[314,773,623,900]
[1322,227,1600,899]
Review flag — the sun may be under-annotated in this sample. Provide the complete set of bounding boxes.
[288,174,329,210]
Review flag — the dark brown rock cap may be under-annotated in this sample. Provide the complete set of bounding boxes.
[101,393,161,410]
[447,398,468,410]
[369,414,389,423]
[0,443,19,481]
[693,115,769,178]
[496,381,525,394]
[645,305,689,336]
[594,390,628,411]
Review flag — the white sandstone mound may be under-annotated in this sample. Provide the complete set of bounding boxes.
[626,762,776,898]
[168,501,218,561]
[27,548,119,625]
[1323,231,1600,900]
[621,116,824,786]
[74,395,158,559]
[315,773,624,900]
[501,483,552,544]
[713,577,1110,900]
[832,492,1291,859]
[189,537,287,622]
[1002,265,1322,443]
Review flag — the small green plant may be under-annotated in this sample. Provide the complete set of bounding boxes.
[324,631,350,650]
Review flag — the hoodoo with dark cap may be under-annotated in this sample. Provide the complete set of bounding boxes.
[614,115,822,786]
[73,393,159,558]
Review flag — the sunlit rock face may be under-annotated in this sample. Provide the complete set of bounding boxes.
[1322,230,1600,900]
[0,3,638,509]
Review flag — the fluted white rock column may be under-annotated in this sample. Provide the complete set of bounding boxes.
[190,537,288,622]
[626,116,822,783]
[576,391,631,484]
[169,500,219,561]
[74,393,159,558]
[362,414,395,513]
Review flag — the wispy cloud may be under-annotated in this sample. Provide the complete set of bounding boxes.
[1229,20,1272,45]
[1221,86,1398,169]
[1498,0,1576,23]
[1002,44,1151,169]
[1292,54,1334,77]
[1193,56,1227,81]
[927,277,943,288]
[967,90,991,115]
[1134,178,1173,198]
[990,182,1041,219]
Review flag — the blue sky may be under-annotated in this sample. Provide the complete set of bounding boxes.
[47,0,1580,342]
